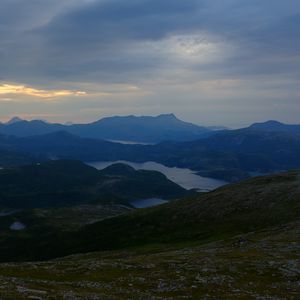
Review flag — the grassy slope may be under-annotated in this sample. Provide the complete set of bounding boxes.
[62,170,300,253]
[0,170,299,262]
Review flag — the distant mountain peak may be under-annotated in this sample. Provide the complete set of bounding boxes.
[251,120,284,127]
[255,120,283,126]
[156,113,177,119]
[265,120,283,124]
[6,117,24,125]
[248,120,300,133]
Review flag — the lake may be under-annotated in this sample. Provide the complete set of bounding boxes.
[88,160,228,191]
[130,198,169,208]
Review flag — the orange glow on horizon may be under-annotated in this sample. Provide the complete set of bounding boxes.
[0,83,86,98]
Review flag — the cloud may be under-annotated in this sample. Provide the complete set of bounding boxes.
[0,0,299,125]
[0,83,86,99]
[17,0,295,83]
[1,0,299,83]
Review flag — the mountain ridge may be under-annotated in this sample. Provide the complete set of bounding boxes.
[249,120,300,133]
[0,114,213,143]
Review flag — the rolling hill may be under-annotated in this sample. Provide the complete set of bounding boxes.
[0,169,298,262]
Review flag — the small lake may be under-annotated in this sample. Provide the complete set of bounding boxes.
[10,221,26,231]
[88,160,228,191]
[130,198,169,208]
[107,139,152,145]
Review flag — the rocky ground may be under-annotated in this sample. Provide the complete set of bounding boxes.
[0,222,299,299]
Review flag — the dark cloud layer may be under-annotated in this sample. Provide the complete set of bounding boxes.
[0,0,299,125]
[33,0,300,80]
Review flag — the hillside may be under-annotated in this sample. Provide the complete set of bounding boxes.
[0,148,36,167]
[0,170,298,262]
[0,160,188,209]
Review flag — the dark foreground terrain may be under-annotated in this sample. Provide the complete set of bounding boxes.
[0,222,298,299]
[0,170,298,298]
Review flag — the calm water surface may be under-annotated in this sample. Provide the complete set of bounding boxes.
[88,160,227,191]
[130,198,169,208]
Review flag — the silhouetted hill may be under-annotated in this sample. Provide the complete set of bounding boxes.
[249,120,300,133]
[151,129,300,180]
[0,160,188,209]
[5,117,24,125]
[0,119,64,137]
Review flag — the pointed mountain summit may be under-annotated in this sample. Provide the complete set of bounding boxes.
[6,117,24,125]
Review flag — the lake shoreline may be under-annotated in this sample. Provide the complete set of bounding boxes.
[88,160,228,191]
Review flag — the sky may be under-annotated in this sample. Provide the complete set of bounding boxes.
[0,0,299,127]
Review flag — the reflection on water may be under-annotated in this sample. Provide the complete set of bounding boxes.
[88,160,227,191]
[107,140,153,145]
[130,198,169,208]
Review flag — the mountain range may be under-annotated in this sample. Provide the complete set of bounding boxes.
[0,114,214,143]
[1,124,300,182]
[1,116,299,144]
